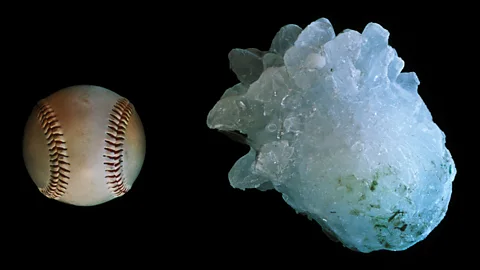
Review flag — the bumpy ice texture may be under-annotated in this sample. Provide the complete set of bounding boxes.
[206,18,456,253]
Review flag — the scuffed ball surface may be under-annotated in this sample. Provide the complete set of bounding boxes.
[207,18,456,253]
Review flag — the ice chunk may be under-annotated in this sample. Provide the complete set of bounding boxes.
[207,18,456,253]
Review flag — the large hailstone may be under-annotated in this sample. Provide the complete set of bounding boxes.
[207,18,456,253]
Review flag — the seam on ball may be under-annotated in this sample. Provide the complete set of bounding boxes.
[103,98,133,197]
[36,100,70,199]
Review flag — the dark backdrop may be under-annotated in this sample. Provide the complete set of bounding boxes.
[8,3,472,265]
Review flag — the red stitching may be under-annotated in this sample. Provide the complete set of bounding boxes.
[36,100,70,199]
[103,98,133,197]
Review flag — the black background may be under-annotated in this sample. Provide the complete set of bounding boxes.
[7,3,473,265]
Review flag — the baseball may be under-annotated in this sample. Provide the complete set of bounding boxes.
[23,85,146,206]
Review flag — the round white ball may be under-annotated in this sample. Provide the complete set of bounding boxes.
[23,85,146,206]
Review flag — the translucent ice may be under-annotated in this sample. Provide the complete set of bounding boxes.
[207,18,456,253]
